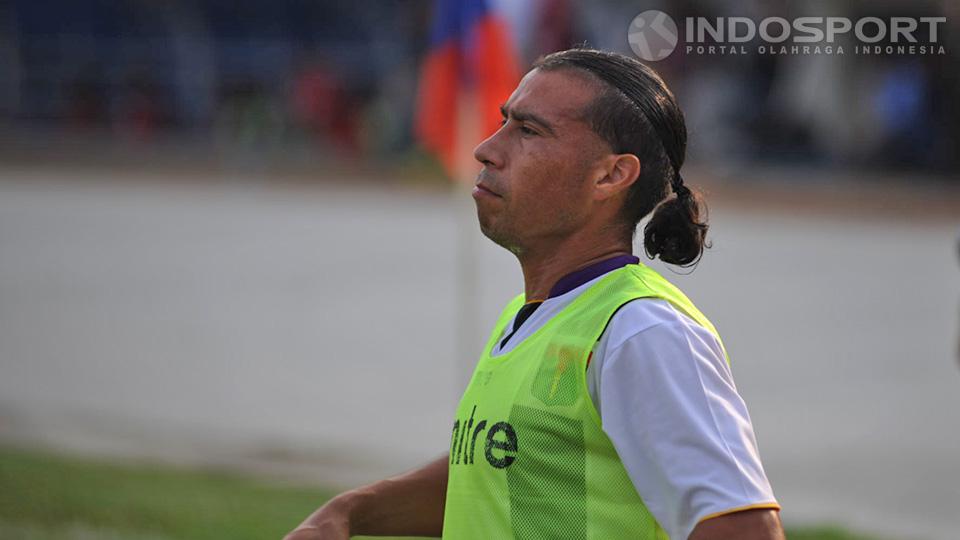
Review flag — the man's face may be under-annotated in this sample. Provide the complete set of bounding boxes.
[472,68,611,254]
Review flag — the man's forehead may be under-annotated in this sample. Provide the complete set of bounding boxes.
[504,68,598,123]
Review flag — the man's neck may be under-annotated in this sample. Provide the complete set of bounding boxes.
[517,235,633,301]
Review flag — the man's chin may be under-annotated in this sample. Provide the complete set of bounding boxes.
[477,221,521,254]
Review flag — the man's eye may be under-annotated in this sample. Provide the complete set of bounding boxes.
[498,118,536,136]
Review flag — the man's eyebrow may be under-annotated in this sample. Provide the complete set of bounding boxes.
[499,104,557,136]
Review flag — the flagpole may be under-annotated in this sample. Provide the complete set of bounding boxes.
[453,90,482,397]
[454,181,479,394]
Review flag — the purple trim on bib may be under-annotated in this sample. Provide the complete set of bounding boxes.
[548,254,640,299]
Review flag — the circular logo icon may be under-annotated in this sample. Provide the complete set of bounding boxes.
[628,10,678,61]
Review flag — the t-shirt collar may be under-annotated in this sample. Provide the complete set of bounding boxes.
[547,254,640,299]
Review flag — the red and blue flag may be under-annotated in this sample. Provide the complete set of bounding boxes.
[416,0,520,181]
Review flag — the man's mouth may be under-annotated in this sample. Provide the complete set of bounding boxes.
[473,182,502,198]
[473,184,500,197]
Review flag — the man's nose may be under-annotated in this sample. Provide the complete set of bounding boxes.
[474,129,504,169]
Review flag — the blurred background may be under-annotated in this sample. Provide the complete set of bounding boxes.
[0,1,958,539]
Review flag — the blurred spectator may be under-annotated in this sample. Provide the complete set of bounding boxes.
[64,64,107,130]
[873,60,933,167]
[214,78,284,151]
[291,59,360,156]
[115,70,166,141]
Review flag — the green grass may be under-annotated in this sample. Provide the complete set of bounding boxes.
[0,446,337,540]
[0,445,881,540]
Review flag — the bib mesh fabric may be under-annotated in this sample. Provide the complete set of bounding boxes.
[442,263,727,539]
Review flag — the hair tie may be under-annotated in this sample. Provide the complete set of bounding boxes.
[672,173,690,200]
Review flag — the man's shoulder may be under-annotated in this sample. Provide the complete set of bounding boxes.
[601,296,711,352]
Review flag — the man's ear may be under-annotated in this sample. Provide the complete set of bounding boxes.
[594,153,641,201]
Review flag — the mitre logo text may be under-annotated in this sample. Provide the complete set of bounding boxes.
[449,405,518,469]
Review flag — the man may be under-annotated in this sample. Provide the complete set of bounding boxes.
[286,48,783,540]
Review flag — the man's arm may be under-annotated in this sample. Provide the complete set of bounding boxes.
[284,454,448,539]
[688,508,785,540]
[591,299,782,539]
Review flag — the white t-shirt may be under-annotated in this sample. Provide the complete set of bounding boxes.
[491,274,779,540]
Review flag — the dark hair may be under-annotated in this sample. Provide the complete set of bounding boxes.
[533,48,709,267]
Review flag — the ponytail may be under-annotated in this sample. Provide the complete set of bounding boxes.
[643,175,709,267]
